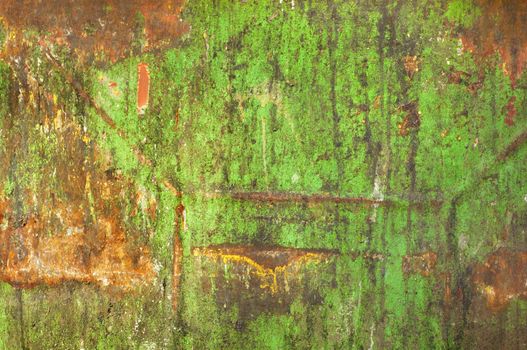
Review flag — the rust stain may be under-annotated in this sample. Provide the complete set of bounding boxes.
[446,69,484,94]
[460,0,527,85]
[397,101,420,137]
[497,128,527,161]
[205,191,386,205]
[0,0,188,64]
[137,63,150,115]
[402,251,437,277]
[448,70,470,84]
[172,204,184,311]
[472,248,527,312]
[193,245,336,294]
[0,199,155,290]
[0,79,156,290]
[504,96,517,127]
[403,55,419,79]
[442,273,452,306]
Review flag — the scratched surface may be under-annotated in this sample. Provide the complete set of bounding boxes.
[0,0,526,349]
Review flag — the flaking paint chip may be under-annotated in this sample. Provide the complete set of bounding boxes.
[137,62,150,115]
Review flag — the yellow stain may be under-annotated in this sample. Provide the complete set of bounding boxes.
[194,249,327,294]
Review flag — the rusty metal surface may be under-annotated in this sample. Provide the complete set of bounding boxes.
[0,0,525,348]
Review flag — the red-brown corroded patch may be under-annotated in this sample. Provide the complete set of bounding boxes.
[137,63,150,114]
[472,248,527,312]
[504,96,517,127]
[402,251,437,277]
[0,0,188,63]
[460,0,527,85]
[498,128,527,161]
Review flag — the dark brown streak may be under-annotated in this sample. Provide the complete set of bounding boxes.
[497,128,527,162]
[227,191,384,205]
[44,51,117,130]
[453,126,527,200]
[198,190,443,208]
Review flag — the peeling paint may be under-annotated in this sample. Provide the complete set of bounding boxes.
[137,63,150,115]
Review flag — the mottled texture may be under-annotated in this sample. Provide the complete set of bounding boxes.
[0,0,526,349]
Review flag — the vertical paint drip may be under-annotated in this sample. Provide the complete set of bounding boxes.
[137,63,150,115]
[172,204,185,312]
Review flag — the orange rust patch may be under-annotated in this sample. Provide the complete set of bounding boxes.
[0,0,188,63]
[0,201,155,290]
[137,63,150,114]
[472,248,527,312]
[402,251,437,277]
[193,245,336,294]
[460,0,527,85]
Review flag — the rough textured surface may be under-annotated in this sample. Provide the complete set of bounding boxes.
[0,0,526,348]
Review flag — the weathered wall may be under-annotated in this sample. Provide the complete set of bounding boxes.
[0,0,526,348]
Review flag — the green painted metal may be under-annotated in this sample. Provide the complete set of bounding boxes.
[0,0,526,348]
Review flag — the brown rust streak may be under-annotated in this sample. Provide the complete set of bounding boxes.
[403,55,419,79]
[397,101,420,137]
[504,96,517,127]
[172,204,184,311]
[497,128,527,162]
[206,191,385,205]
[198,190,444,209]
[472,248,527,312]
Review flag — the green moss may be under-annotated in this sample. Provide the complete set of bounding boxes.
[446,0,481,28]
[0,0,526,348]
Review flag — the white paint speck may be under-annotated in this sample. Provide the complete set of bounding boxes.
[368,323,375,350]
[291,173,300,184]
